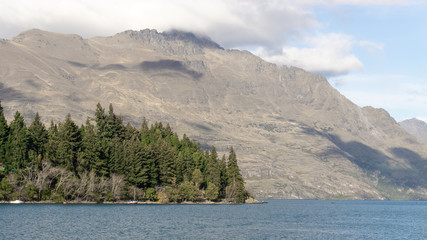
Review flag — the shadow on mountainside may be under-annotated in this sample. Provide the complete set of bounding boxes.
[300,126,427,188]
[140,60,203,80]
[67,59,203,80]
[98,64,127,70]
[67,61,88,68]
[389,147,427,187]
[68,61,128,71]
[0,82,40,103]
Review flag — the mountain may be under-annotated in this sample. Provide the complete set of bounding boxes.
[1,29,427,199]
[400,118,427,145]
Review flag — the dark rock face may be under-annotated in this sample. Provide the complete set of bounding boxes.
[1,29,427,199]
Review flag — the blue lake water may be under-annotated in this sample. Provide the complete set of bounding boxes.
[1,200,426,239]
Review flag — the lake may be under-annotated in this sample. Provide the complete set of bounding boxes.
[1,200,426,239]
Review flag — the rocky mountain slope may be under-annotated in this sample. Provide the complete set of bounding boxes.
[1,29,427,199]
[400,118,427,144]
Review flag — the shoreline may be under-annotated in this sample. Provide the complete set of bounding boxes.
[0,199,266,205]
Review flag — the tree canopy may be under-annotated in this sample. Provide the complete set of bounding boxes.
[0,103,248,203]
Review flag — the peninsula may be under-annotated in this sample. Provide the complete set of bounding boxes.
[0,103,249,204]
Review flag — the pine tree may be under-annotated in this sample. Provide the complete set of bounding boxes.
[7,111,30,169]
[158,140,176,185]
[94,103,107,138]
[0,177,13,200]
[226,147,245,203]
[0,102,248,203]
[78,118,103,174]
[28,112,48,166]
[123,138,150,188]
[106,103,125,140]
[205,146,221,188]
[148,139,176,186]
[108,137,123,175]
[124,122,137,140]
[45,121,59,165]
[57,114,81,172]
[174,152,185,183]
[93,104,112,175]
[147,142,160,187]
[219,154,228,198]
[139,117,150,145]
[0,102,9,167]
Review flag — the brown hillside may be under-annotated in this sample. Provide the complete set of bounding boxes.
[1,29,427,199]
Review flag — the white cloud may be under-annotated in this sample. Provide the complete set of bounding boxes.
[0,0,414,77]
[254,33,364,76]
[294,0,420,6]
[0,0,317,48]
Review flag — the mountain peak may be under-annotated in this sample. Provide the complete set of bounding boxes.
[400,118,427,144]
[122,29,222,50]
[162,29,223,49]
[13,29,83,40]
[11,29,85,50]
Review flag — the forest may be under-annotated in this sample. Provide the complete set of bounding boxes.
[0,102,248,203]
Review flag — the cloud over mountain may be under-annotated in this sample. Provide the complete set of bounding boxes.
[255,33,364,76]
[0,0,405,77]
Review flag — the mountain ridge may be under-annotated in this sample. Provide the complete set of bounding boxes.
[399,118,427,145]
[1,29,427,199]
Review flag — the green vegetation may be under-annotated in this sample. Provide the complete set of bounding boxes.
[0,102,248,203]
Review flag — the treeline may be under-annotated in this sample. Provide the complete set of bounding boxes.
[0,102,248,203]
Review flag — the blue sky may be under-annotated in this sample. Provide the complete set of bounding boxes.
[317,4,427,121]
[0,0,426,121]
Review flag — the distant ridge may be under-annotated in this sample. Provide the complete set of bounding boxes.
[400,118,427,144]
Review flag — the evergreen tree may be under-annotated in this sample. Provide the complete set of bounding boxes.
[192,151,205,173]
[139,117,150,145]
[147,143,160,187]
[219,154,228,198]
[0,103,248,203]
[78,118,103,174]
[167,132,181,149]
[94,103,107,139]
[106,103,125,140]
[93,104,112,175]
[0,177,13,200]
[45,121,59,165]
[205,146,221,188]
[124,122,137,140]
[108,137,124,175]
[0,102,9,166]
[28,113,48,166]
[123,138,150,188]
[56,114,81,172]
[7,111,30,169]
[158,140,176,185]
[226,147,245,203]
[174,152,185,184]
